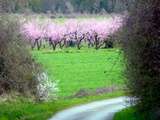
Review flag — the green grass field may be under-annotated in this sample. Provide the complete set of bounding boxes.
[0,48,126,120]
[114,107,145,120]
[33,48,125,97]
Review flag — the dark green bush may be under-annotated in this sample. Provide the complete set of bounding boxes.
[122,0,160,120]
[0,15,41,98]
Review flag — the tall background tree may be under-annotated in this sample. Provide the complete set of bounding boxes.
[122,0,160,119]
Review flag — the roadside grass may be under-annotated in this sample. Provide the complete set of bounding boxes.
[32,48,125,97]
[114,107,145,120]
[0,91,124,120]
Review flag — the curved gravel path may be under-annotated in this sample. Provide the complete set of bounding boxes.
[49,97,131,120]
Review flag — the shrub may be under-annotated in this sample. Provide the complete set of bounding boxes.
[37,72,59,101]
[121,0,160,119]
[0,15,58,101]
[0,15,39,97]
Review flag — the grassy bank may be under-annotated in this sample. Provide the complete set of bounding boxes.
[114,107,145,120]
[0,91,123,120]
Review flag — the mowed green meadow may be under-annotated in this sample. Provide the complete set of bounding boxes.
[33,48,125,97]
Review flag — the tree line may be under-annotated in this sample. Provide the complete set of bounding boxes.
[1,0,130,14]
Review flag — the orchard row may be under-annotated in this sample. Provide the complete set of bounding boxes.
[21,16,124,50]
